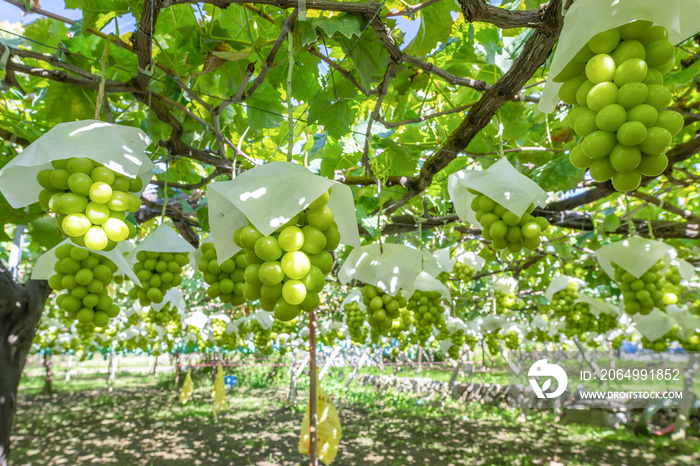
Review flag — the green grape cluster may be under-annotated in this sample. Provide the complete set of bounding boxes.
[129,250,188,306]
[526,326,560,343]
[495,290,516,315]
[234,189,338,322]
[613,259,681,315]
[548,284,593,336]
[609,334,624,349]
[484,332,500,355]
[447,330,465,360]
[48,243,120,328]
[452,262,475,282]
[503,331,521,351]
[271,317,298,340]
[345,301,368,344]
[362,285,407,335]
[319,326,344,347]
[388,308,414,351]
[463,332,479,349]
[640,326,681,352]
[470,190,549,252]
[407,290,445,345]
[37,157,142,250]
[561,22,682,191]
[250,319,272,354]
[141,304,179,327]
[211,319,239,350]
[596,312,619,335]
[199,244,247,305]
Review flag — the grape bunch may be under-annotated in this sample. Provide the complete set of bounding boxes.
[211,319,239,351]
[250,319,272,354]
[495,290,516,315]
[406,290,445,345]
[234,189,338,322]
[129,250,188,306]
[388,308,414,351]
[37,158,142,250]
[199,244,248,305]
[362,285,407,335]
[470,190,549,252]
[447,330,465,360]
[141,303,179,327]
[452,262,475,282]
[484,332,500,355]
[561,22,682,191]
[503,331,521,351]
[463,332,479,350]
[48,243,120,328]
[345,301,368,344]
[613,259,682,315]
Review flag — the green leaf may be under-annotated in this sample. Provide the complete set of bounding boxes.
[28,217,62,249]
[601,213,622,233]
[298,13,365,46]
[404,0,458,57]
[307,97,354,139]
[246,84,284,130]
[308,133,328,160]
[338,30,392,90]
[196,206,210,231]
[664,60,700,86]
[530,153,583,193]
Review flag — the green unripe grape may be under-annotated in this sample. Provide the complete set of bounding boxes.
[553,60,585,83]
[274,299,300,321]
[502,211,520,226]
[111,175,130,192]
[573,108,598,137]
[89,182,112,204]
[324,226,341,251]
[301,265,326,293]
[569,145,593,169]
[258,261,284,286]
[66,172,93,197]
[282,280,306,305]
[616,121,647,146]
[278,226,304,252]
[612,59,647,86]
[50,169,70,190]
[588,29,620,54]
[254,236,283,261]
[146,288,163,303]
[586,54,616,83]
[654,110,684,136]
[643,68,663,85]
[238,225,263,250]
[612,170,642,192]
[627,104,658,128]
[595,104,626,132]
[638,153,668,176]
[90,166,115,185]
[77,308,95,324]
[479,212,500,230]
[309,251,333,274]
[260,283,283,301]
[489,221,508,240]
[308,190,330,210]
[560,75,587,105]
[306,206,334,231]
[616,82,648,109]
[582,130,617,159]
[37,169,54,190]
[587,82,618,111]
[609,144,642,172]
[620,20,652,40]
[645,40,675,68]
[576,80,595,106]
[589,157,615,181]
[106,191,129,211]
[281,251,311,280]
[93,311,109,327]
[63,214,92,237]
[572,44,595,63]
[301,226,326,254]
[639,127,672,155]
[612,40,646,64]
[128,176,143,193]
[644,85,672,112]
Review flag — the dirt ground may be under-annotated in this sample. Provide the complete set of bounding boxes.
[9,385,700,466]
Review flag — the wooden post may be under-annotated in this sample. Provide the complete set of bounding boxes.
[417,345,422,373]
[308,310,318,466]
[153,355,158,376]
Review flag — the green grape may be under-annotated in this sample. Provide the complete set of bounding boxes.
[613,259,682,315]
[345,301,368,344]
[129,249,189,307]
[406,290,445,346]
[197,243,247,306]
[362,285,407,337]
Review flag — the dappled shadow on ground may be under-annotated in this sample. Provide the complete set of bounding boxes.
[10,385,699,466]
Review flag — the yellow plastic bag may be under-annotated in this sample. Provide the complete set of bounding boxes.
[299,382,342,465]
[212,363,227,415]
[179,367,194,405]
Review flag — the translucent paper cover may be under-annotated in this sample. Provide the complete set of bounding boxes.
[447,158,548,228]
[0,120,153,208]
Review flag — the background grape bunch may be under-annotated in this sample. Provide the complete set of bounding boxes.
[361,284,407,336]
[49,243,120,328]
[447,330,464,360]
[345,301,368,344]
[613,259,682,315]
[561,22,682,191]
[234,189,338,322]
[129,251,188,306]
[495,290,517,315]
[250,319,272,354]
[37,157,142,250]
[406,290,445,345]
[470,189,549,252]
[452,262,475,282]
[199,244,247,305]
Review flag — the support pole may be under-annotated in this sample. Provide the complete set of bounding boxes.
[308,310,318,466]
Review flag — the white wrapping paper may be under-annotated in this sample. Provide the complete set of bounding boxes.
[631,308,676,342]
[341,289,366,312]
[667,306,700,341]
[494,275,519,295]
[595,237,685,280]
[452,250,485,272]
[184,311,209,330]
[207,161,361,263]
[545,276,585,301]
[338,243,440,297]
[432,247,453,273]
[447,158,549,228]
[31,239,141,286]
[252,310,274,330]
[445,316,468,334]
[481,315,507,333]
[0,120,153,208]
[130,223,196,258]
[151,288,187,312]
[413,271,452,302]
[539,0,700,113]
[226,315,250,335]
[575,294,620,317]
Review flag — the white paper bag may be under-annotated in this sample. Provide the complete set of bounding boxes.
[452,250,485,272]
[575,294,620,317]
[413,271,451,302]
[0,120,154,208]
[494,276,519,295]
[447,158,549,229]
[151,288,187,312]
[539,0,700,113]
[130,223,196,259]
[31,238,141,286]
[207,161,361,263]
[595,236,678,280]
[338,243,440,297]
[432,247,453,273]
[667,306,700,341]
[253,310,274,330]
[631,308,676,342]
[545,276,585,301]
